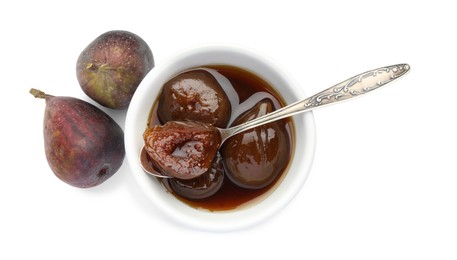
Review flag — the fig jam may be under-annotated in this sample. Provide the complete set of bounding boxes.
[147,65,294,211]
[143,121,221,179]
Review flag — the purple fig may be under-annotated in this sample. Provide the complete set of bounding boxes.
[30,88,125,188]
[76,30,154,109]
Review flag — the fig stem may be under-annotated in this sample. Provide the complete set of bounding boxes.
[29,88,47,99]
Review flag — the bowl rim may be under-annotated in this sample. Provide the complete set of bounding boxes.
[125,44,316,232]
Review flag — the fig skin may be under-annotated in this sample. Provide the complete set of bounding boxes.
[76,30,154,109]
[30,89,125,188]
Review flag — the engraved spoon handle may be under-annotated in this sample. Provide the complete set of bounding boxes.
[219,64,410,142]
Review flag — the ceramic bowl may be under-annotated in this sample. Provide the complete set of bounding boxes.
[125,44,316,232]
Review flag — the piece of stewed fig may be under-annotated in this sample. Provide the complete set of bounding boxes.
[221,99,291,189]
[143,121,221,179]
[157,69,231,128]
[165,154,225,200]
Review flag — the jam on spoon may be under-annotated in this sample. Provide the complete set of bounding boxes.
[143,121,221,180]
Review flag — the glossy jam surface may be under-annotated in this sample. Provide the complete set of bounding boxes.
[221,99,290,189]
[147,65,294,211]
[157,69,231,128]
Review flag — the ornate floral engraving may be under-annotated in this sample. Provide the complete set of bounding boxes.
[304,64,409,107]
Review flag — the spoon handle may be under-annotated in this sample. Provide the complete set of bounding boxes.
[221,64,410,140]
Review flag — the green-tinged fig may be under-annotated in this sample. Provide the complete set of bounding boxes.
[76,30,154,109]
[30,88,125,188]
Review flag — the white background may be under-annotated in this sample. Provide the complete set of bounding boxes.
[1,0,456,259]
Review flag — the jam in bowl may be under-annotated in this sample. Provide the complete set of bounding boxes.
[125,45,316,231]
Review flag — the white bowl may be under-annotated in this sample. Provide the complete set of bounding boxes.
[125,44,316,232]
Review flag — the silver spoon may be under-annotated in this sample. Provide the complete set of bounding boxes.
[140,63,410,178]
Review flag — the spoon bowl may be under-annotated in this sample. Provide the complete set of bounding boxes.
[139,147,172,178]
